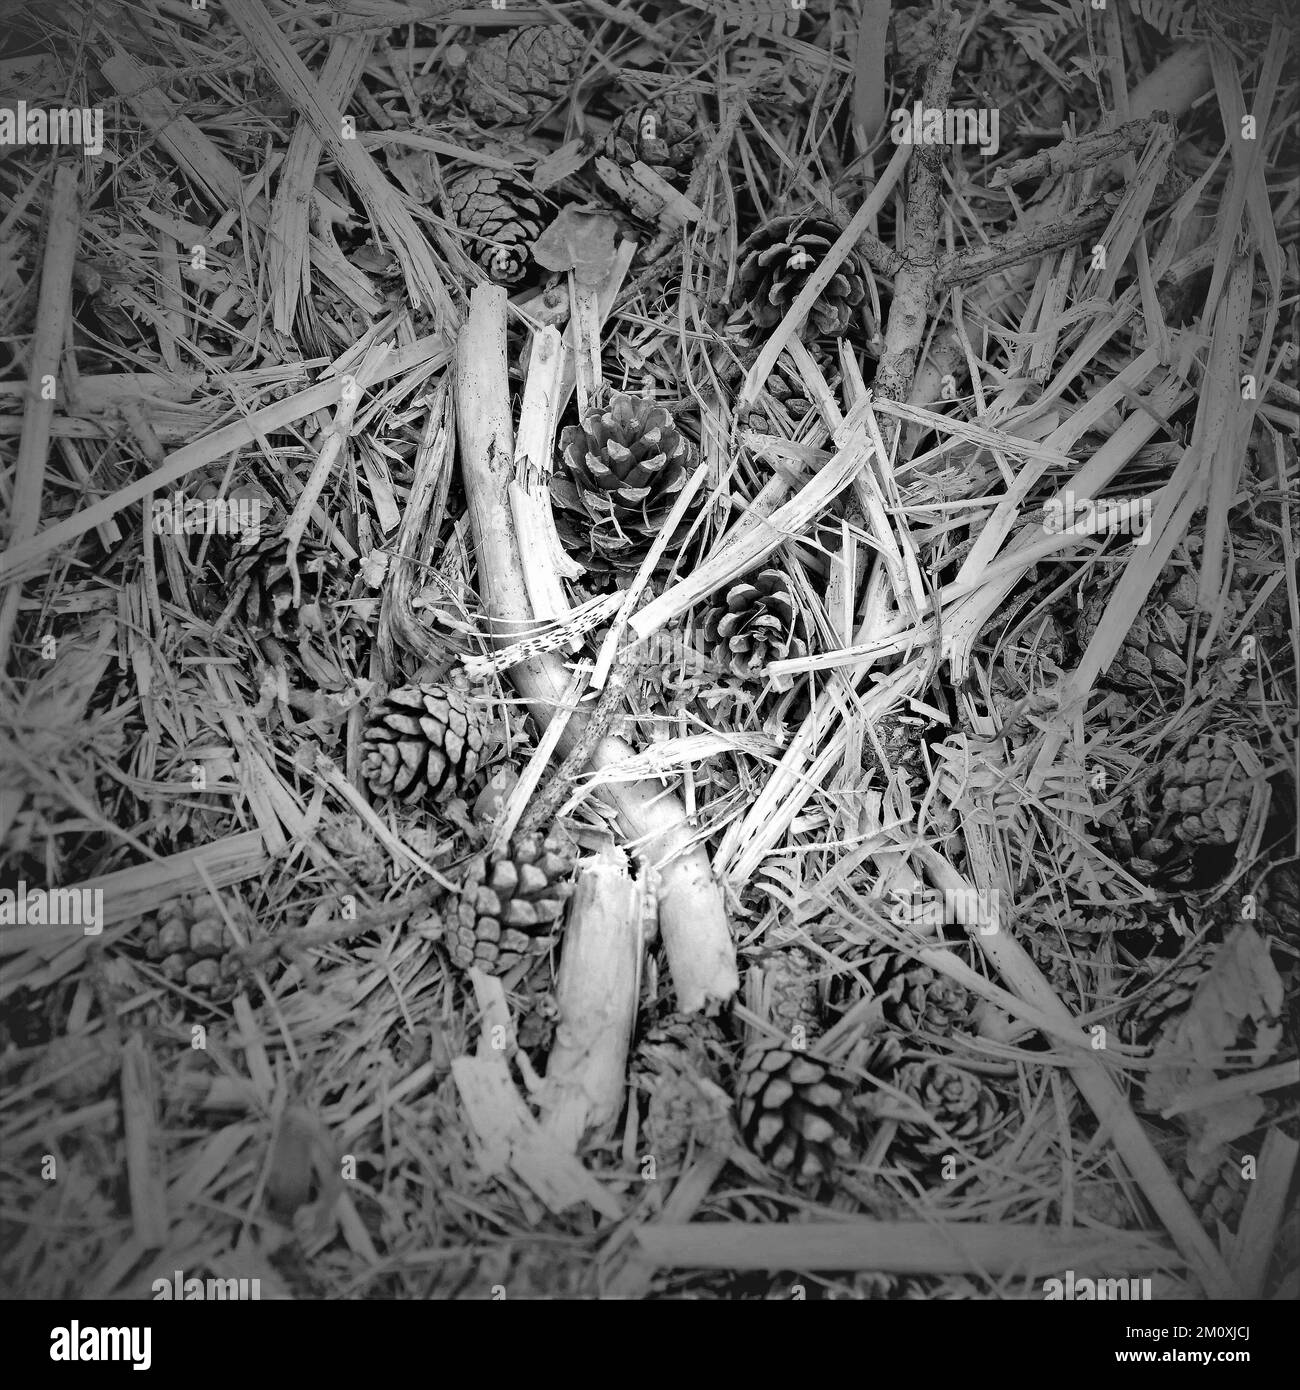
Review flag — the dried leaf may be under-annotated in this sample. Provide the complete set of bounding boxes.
[1144,924,1284,1128]
[531,139,592,193]
[532,206,619,286]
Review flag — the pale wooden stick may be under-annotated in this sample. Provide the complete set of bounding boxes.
[452,970,623,1218]
[455,286,737,1013]
[0,830,269,979]
[541,847,643,1150]
[511,326,585,624]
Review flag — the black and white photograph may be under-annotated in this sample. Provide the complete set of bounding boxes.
[0,0,1297,1340]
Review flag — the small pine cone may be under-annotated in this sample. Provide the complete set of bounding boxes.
[462,24,584,124]
[1157,731,1251,848]
[138,896,245,999]
[602,94,698,187]
[636,1014,732,1167]
[1078,566,1199,691]
[1024,906,1129,1006]
[360,683,490,805]
[552,392,696,570]
[702,570,807,681]
[858,943,971,1037]
[736,1040,861,1181]
[735,213,866,339]
[1090,788,1178,881]
[738,355,818,433]
[1121,939,1221,1048]
[222,533,343,639]
[447,830,575,974]
[445,168,545,285]
[1184,1152,1250,1236]
[892,1060,1004,1169]
[757,947,822,1043]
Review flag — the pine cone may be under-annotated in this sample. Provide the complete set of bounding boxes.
[757,947,822,1043]
[552,392,695,570]
[738,355,818,433]
[360,683,490,805]
[1024,905,1132,1007]
[736,1040,860,1180]
[446,830,575,974]
[702,570,807,681]
[892,1060,1004,1168]
[857,943,972,1037]
[735,213,866,339]
[138,896,247,999]
[1090,784,1178,882]
[602,94,698,187]
[445,168,545,285]
[1078,565,1199,691]
[462,24,584,124]
[1122,939,1221,1048]
[1157,731,1251,849]
[222,533,342,639]
[1184,1151,1250,1236]
[636,1014,732,1167]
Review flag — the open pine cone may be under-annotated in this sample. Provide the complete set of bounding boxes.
[1078,564,1199,691]
[736,213,866,338]
[736,1040,860,1181]
[360,683,490,805]
[446,830,575,974]
[221,533,343,639]
[702,569,807,680]
[552,392,695,571]
[891,1060,1005,1170]
[446,168,545,285]
[856,943,972,1038]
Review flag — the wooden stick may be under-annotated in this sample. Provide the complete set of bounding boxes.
[541,847,643,1150]
[455,286,737,1013]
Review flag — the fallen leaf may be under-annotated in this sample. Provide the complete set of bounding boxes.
[531,139,592,193]
[532,206,619,286]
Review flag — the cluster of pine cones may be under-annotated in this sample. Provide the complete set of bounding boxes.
[436,21,872,355]
[633,935,1009,1183]
[358,677,576,978]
